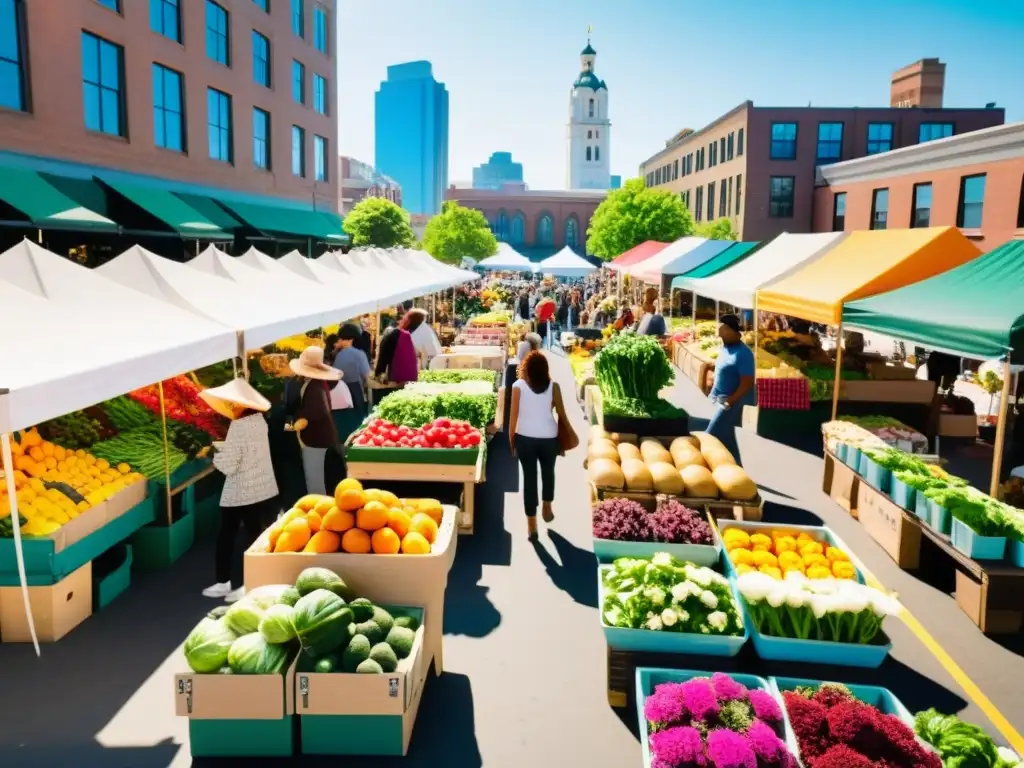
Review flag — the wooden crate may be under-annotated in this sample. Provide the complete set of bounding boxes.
[821,450,860,517]
[590,483,763,521]
[606,646,741,709]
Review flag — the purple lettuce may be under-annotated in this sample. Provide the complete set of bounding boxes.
[747,689,783,725]
[591,498,652,541]
[650,499,714,545]
[650,726,707,766]
[706,728,757,768]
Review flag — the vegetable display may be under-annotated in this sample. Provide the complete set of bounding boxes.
[783,682,941,768]
[129,375,227,439]
[38,412,108,450]
[88,425,189,480]
[262,478,443,555]
[838,415,928,454]
[352,417,483,450]
[594,333,676,410]
[102,395,158,431]
[723,527,857,580]
[601,553,744,636]
[591,498,712,545]
[417,369,498,386]
[736,571,900,644]
[375,391,496,430]
[914,708,1022,768]
[642,672,797,768]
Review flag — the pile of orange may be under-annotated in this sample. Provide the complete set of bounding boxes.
[265,478,443,555]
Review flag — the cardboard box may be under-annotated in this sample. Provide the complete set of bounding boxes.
[174,655,298,758]
[296,606,428,756]
[47,479,148,553]
[856,483,921,569]
[0,562,92,642]
[822,451,859,516]
[867,362,918,381]
[938,413,978,438]
[839,379,936,404]
[955,569,1024,635]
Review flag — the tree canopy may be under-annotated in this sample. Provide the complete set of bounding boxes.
[422,201,498,265]
[695,217,739,241]
[342,197,415,248]
[586,178,694,261]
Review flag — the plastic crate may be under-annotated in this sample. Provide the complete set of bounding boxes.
[951,518,1006,560]
[890,477,915,511]
[928,499,951,535]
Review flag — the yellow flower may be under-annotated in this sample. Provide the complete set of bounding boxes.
[832,561,857,579]
[778,551,802,569]
[796,532,814,543]
[798,541,824,557]
[807,565,833,579]
[725,539,750,552]
[722,528,750,546]
[825,546,850,563]
[758,565,783,579]
[749,533,772,550]
[802,553,829,568]
[774,536,797,554]
[729,549,754,567]
[751,550,778,568]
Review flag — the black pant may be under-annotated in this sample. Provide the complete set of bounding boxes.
[216,497,277,587]
[515,435,559,517]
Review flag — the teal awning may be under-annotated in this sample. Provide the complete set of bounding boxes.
[671,241,760,286]
[218,199,346,242]
[0,168,117,231]
[98,177,228,239]
[174,192,246,232]
[843,240,1024,362]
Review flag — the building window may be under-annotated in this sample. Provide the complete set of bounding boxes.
[957,173,986,229]
[596,130,600,138]
[313,4,328,53]
[206,1,230,66]
[727,133,734,161]
[866,122,893,154]
[695,186,703,221]
[770,122,798,160]
[291,0,303,37]
[737,128,744,156]
[673,159,678,179]
[291,125,305,176]
[585,146,592,162]
[595,146,600,162]
[207,88,232,162]
[81,32,125,137]
[832,192,846,231]
[492,210,508,240]
[911,183,932,228]
[709,142,716,167]
[97,0,120,11]
[735,173,742,216]
[314,134,327,181]
[152,64,185,152]
[252,107,270,169]
[769,176,795,218]
[313,73,327,114]
[510,212,525,244]
[919,123,954,143]
[720,137,726,163]
[565,216,578,249]
[718,181,726,217]
[252,31,271,87]
[536,213,553,246]
[588,98,594,118]
[150,0,181,43]
[252,0,268,11]
[707,182,715,216]
[292,59,305,103]
[587,130,592,139]
[0,0,28,111]
[870,188,889,230]
[727,177,733,216]
[816,122,843,164]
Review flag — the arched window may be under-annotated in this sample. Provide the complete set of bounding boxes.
[587,130,592,139]
[588,98,595,118]
[586,146,592,162]
[510,212,525,244]
[565,216,579,250]
[536,213,554,246]
[595,146,600,162]
[495,209,508,241]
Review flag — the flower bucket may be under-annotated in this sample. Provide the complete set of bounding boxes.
[889,477,915,511]
[914,492,930,522]
[863,457,892,494]
[950,518,1006,561]
[593,537,721,566]
[927,499,951,535]
[597,567,749,656]
[1012,539,1024,568]
[636,668,781,768]
[718,520,866,584]
[747,624,891,668]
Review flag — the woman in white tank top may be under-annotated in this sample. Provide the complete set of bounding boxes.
[508,351,569,538]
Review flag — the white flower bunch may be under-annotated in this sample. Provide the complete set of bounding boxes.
[736,570,900,644]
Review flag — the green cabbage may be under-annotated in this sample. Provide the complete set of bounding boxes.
[224,599,265,636]
[247,584,294,605]
[292,588,354,657]
[183,617,236,673]
[227,633,292,675]
[259,604,297,644]
[295,567,351,599]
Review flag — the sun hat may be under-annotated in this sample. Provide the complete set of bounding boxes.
[199,378,272,417]
[289,346,342,380]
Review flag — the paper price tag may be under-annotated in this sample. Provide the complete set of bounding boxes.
[388,678,399,698]
[299,675,310,709]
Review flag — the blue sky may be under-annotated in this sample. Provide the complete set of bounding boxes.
[337,0,1024,190]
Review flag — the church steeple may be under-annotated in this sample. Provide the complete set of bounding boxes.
[581,40,596,73]
[574,36,606,91]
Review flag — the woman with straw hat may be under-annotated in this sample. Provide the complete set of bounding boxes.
[199,378,278,603]
[288,346,342,496]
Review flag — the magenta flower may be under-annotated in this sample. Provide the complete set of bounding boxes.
[746,720,791,765]
[681,678,720,722]
[747,689,783,724]
[649,726,707,766]
[644,684,688,727]
[711,673,748,702]
[706,728,757,768]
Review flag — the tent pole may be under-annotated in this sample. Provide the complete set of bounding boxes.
[237,332,249,380]
[157,381,173,526]
[691,293,697,333]
[831,321,844,421]
[1,433,40,655]
[715,301,720,325]
[990,354,1013,497]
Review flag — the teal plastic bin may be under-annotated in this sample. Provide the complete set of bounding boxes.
[889,477,915,510]
[593,523,721,566]
[928,499,951,535]
[914,492,930,521]
[92,544,132,611]
[863,457,892,494]
[845,446,862,471]
[747,624,891,668]
[1012,539,1024,568]
[834,442,848,464]
[718,520,866,584]
[131,499,195,570]
[950,518,1006,560]
[858,452,868,476]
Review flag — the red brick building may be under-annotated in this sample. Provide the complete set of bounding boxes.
[812,122,1024,252]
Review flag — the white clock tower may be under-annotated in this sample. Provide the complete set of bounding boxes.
[566,39,611,190]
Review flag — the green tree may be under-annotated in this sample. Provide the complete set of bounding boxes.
[342,197,415,248]
[422,201,498,265]
[695,217,739,241]
[586,178,694,261]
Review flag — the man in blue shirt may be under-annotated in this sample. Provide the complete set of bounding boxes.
[707,314,755,464]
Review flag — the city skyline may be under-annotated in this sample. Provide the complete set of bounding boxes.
[337,0,1024,191]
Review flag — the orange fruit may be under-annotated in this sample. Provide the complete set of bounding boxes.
[401,532,431,555]
[281,507,306,525]
[313,498,335,517]
[322,507,355,533]
[417,499,444,525]
[335,488,367,512]
[387,508,411,538]
[28,446,44,462]
[371,527,401,554]
[296,494,329,512]
[306,510,322,532]
[356,500,389,531]
[335,477,363,494]
[41,443,54,458]
[304,530,341,553]
[408,513,439,544]
[341,527,372,554]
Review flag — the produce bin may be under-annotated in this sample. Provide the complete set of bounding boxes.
[834,442,848,464]
[844,446,862,471]
[597,566,748,656]
[890,477,915,511]
[344,442,480,467]
[717,520,866,584]
[191,471,225,541]
[914,492,930,522]
[1013,539,1024,568]
[296,606,427,757]
[166,458,214,489]
[863,457,892,494]
[950,518,1007,561]
[927,499,951,535]
[746,623,891,668]
[0,562,92,643]
[131,497,195,570]
[599,412,690,439]
[636,668,782,768]
[593,510,721,565]
[92,544,132,612]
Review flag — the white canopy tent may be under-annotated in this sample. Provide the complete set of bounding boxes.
[477,243,536,272]
[672,232,849,309]
[364,247,458,294]
[277,250,406,317]
[623,237,708,282]
[398,247,480,285]
[537,246,597,278]
[317,250,433,307]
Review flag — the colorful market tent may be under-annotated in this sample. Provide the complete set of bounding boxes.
[604,240,668,271]
[623,237,707,282]
[637,239,735,284]
[843,240,1024,363]
[671,241,761,283]
[673,232,848,309]
[477,243,535,271]
[537,246,598,277]
[757,227,982,325]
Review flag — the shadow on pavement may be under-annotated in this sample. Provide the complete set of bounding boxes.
[9,739,182,768]
[760,501,825,527]
[531,530,598,608]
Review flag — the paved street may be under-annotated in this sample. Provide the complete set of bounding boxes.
[0,351,1021,767]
